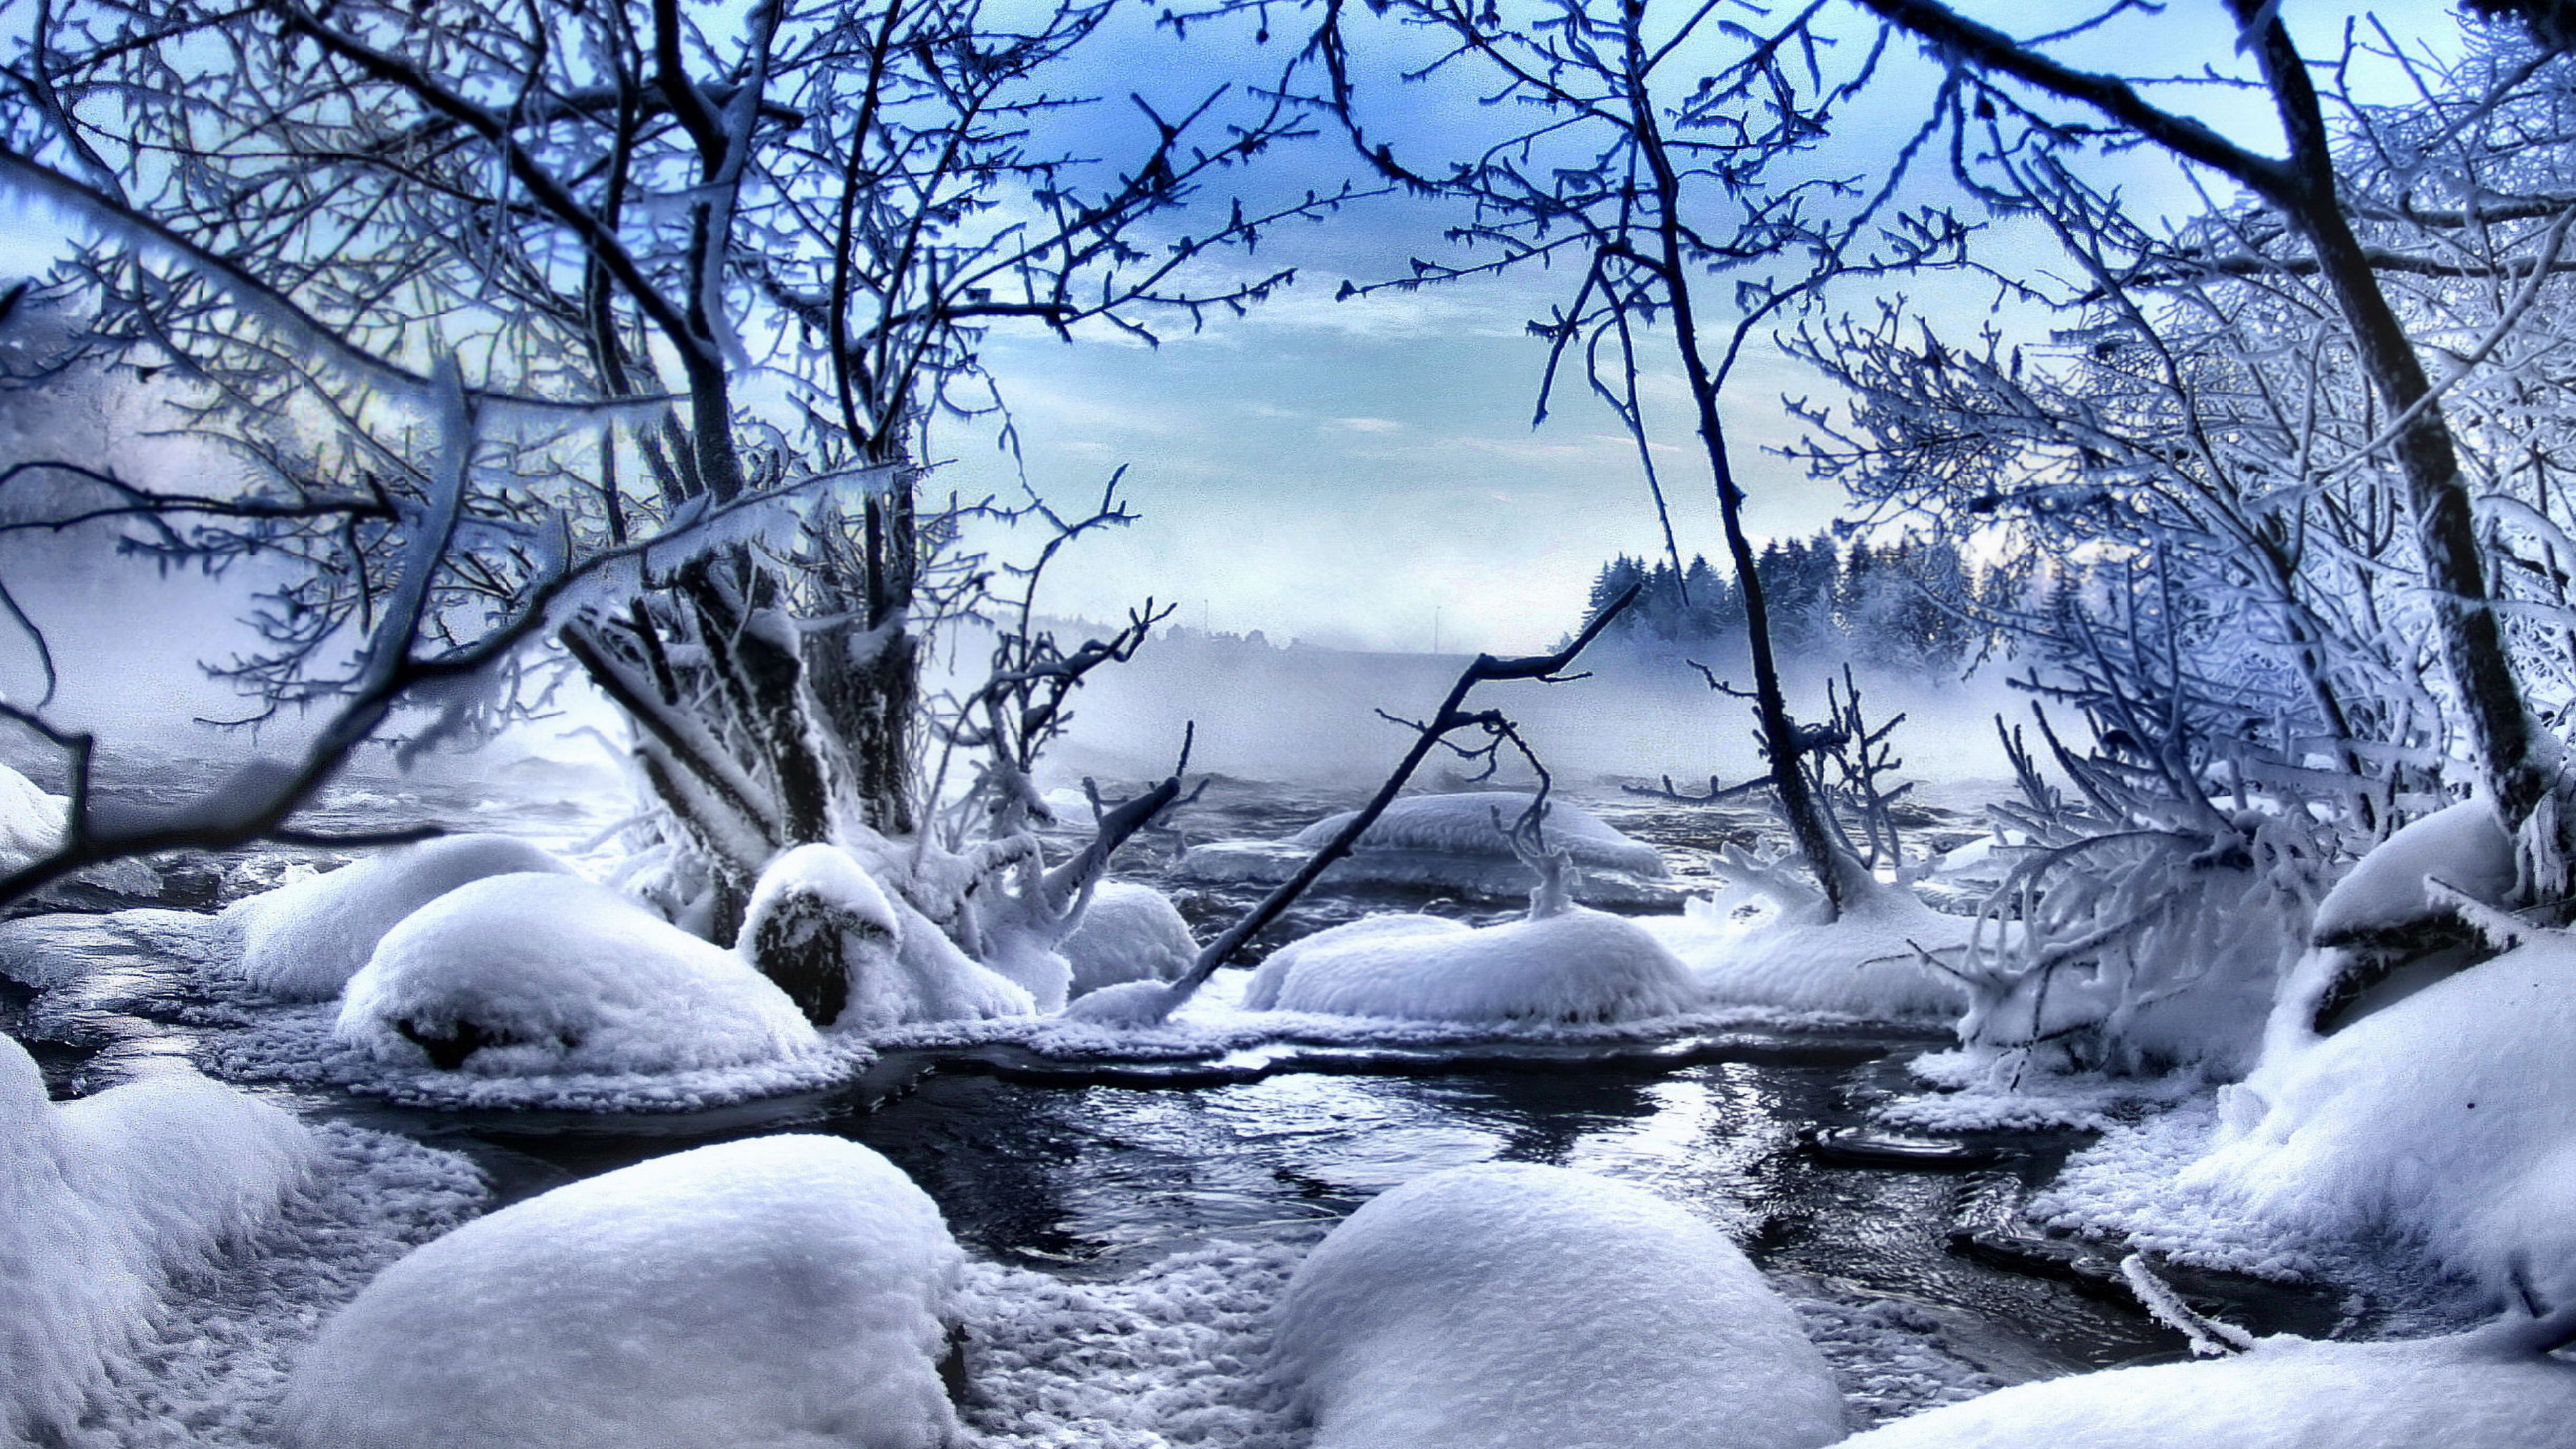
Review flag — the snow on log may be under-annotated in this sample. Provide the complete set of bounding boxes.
[740,844,1032,1029]
[2310,798,2516,946]
[279,1135,964,1449]
[2181,931,2576,1309]
[1178,793,1684,908]
[3,1033,313,1442]
[224,834,575,1001]
[1061,880,1197,998]
[1835,1324,2576,1449]
[1273,1162,1844,1449]
[336,873,820,1074]
[1242,907,1702,1023]
[1639,882,1968,1020]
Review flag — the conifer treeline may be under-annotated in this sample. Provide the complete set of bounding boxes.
[1578,533,1991,675]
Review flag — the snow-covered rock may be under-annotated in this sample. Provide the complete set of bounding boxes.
[1178,793,1684,907]
[337,873,822,1075]
[1835,1323,2576,1449]
[1640,881,1968,1020]
[2310,798,2516,946]
[2178,932,2576,1309]
[225,834,575,1001]
[1244,906,1703,1023]
[1273,1162,1844,1449]
[3,1033,313,1442]
[1062,880,1197,997]
[740,843,1031,1028]
[0,759,60,861]
[280,1135,964,1449]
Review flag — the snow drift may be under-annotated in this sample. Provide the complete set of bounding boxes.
[1243,906,1703,1023]
[1061,879,1197,997]
[337,872,821,1075]
[1639,881,1968,1020]
[2177,929,2576,1309]
[225,834,575,1001]
[280,1134,964,1449]
[1835,1321,2576,1449]
[1273,1161,1844,1449]
[739,843,1031,1029]
[3,1033,313,1443]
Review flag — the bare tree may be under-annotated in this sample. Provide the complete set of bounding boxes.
[1224,0,1969,917]
[0,2,1343,959]
[1849,0,2576,897]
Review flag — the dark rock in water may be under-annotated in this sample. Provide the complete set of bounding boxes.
[393,1016,501,1071]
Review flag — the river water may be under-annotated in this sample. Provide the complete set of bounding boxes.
[3,755,2347,1406]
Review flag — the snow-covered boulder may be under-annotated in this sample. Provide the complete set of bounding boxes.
[1062,880,1197,997]
[225,833,575,1001]
[1640,881,1968,1020]
[2270,798,2518,1044]
[2178,932,2576,1309]
[3,1034,313,1442]
[1177,793,1684,908]
[1835,1322,2576,1449]
[1273,1162,1843,1449]
[337,873,821,1075]
[740,844,1032,1028]
[1244,906,1703,1023]
[280,1135,964,1449]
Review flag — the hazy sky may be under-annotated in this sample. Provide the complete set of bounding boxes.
[0,0,2487,706]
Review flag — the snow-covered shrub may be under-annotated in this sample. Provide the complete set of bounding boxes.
[336,873,820,1074]
[1273,1162,1843,1449]
[3,1033,313,1442]
[224,834,574,1001]
[739,843,1032,1030]
[2178,930,2576,1310]
[280,1134,964,1449]
[1060,879,1196,997]
[1943,720,2332,1081]
[1243,906,1701,1023]
[1834,1320,2576,1449]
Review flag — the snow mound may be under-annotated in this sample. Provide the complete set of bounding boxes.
[280,1135,964,1449]
[2176,932,2576,1308]
[740,843,1030,1029]
[1063,880,1198,998]
[1179,794,1684,907]
[1243,906,1703,1023]
[2310,798,2515,945]
[1273,1162,1844,1449]
[1640,883,1968,1020]
[337,872,822,1075]
[0,758,62,860]
[3,1033,314,1442]
[225,834,575,1001]
[1836,1326,2576,1449]
[1290,792,1668,875]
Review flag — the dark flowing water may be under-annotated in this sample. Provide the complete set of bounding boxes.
[4,757,2349,1392]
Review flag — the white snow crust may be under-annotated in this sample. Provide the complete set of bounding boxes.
[1289,792,1668,875]
[1272,1162,1845,1449]
[337,872,822,1075]
[0,758,62,861]
[2310,797,2516,943]
[224,835,574,1001]
[1242,906,1703,1023]
[3,1034,315,1444]
[1061,880,1197,998]
[280,1135,963,1449]
[1835,1326,2576,1449]
[2176,932,2576,1307]
[741,843,1032,1028]
[1640,884,1968,1020]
